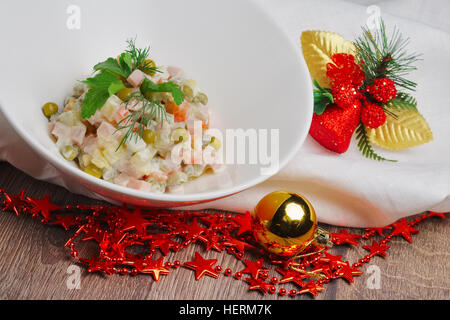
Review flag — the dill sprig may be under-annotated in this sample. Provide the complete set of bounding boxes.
[354,19,421,92]
[116,91,167,149]
[125,38,160,75]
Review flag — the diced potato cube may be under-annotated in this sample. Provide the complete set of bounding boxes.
[101,95,122,121]
[126,134,147,153]
[91,149,109,169]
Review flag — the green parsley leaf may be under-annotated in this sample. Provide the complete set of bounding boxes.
[94,58,129,78]
[108,79,125,96]
[81,87,111,119]
[81,72,121,119]
[140,78,185,105]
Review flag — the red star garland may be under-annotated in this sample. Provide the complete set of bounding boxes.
[428,211,447,219]
[240,258,268,279]
[335,262,363,283]
[365,225,392,236]
[245,277,273,295]
[2,190,28,216]
[0,188,447,298]
[183,252,219,280]
[27,194,61,221]
[134,257,170,281]
[362,240,390,258]
[391,218,419,243]
[297,280,325,297]
[51,214,79,231]
[276,268,308,287]
[118,207,152,234]
[331,229,362,246]
[232,211,253,236]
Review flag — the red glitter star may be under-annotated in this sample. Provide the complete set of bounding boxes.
[51,214,78,230]
[183,252,219,280]
[232,211,253,235]
[27,194,61,221]
[391,218,419,243]
[134,257,170,281]
[120,207,152,234]
[245,277,272,295]
[276,268,307,287]
[335,262,363,283]
[3,190,28,216]
[240,258,267,279]
[365,225,392,236]
[297,280,325,296]
[331,229,362,246]
[362,240,390,258]
[428,211,446,219]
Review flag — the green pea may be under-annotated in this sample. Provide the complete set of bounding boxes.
[171,128,190,143]
[117,88,134,101]
[195,92,208,105]
[182,85,194,99]
[143,59,156,76]
[143,129,156,144]
[42,102,59,118]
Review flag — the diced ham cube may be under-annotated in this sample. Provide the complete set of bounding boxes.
[149,170,168,182]
[114,173,132,187]
[97,121,117,140]
[71,125,87,145]
[167,66,184,79]
[127,70,146,87]
[51,122,71,140]
[127,179,152,192]
[82,135,98,154]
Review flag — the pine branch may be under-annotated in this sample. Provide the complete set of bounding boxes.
[385,92,417,111]
[354,19,421,92]
[355,123,397,162]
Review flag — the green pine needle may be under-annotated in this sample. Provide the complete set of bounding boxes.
[355,123,397,162]
[354,19,421,92]
[385,92,417,111]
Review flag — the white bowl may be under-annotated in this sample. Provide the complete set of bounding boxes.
[0,0,312,207]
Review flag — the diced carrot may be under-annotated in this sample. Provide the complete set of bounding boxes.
[202,119,209,129]
[165,101,179,114]
[174,108,186,122]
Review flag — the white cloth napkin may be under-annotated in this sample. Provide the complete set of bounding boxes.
[1,0,449,227]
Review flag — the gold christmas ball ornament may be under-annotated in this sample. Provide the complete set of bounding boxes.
[253,191,331,257]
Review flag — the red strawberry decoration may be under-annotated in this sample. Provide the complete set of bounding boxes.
[309,101,362,154]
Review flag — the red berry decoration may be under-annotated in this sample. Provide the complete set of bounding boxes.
[367,78,397,103]
[332,83,361,109]
[361,102,387,129]
[326,53,365,88]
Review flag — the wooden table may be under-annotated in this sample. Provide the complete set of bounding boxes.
[0,161,448,300]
